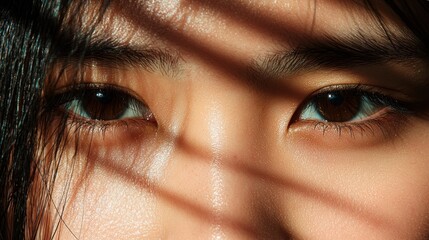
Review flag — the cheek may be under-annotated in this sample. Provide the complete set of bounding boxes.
[279,119,429,239]
[48,123,170,239]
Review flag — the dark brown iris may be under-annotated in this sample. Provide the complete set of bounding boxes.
[80,89,129,120]
[314,91,362,122]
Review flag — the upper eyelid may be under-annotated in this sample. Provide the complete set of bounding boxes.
[316,86,411,109]
[304,84,415,104]
[298,84,363,108]
[308,84,362,97]
[42,83,151,114]
[49,83,146,104]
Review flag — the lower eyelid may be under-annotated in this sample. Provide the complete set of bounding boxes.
[64,115,157,134]
[53,103,157,132]
[51,116,159,165]
[288,109,410,145]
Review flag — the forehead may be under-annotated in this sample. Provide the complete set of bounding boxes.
[81,0,403,60]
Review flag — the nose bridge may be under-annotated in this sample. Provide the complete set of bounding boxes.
[173,66,279,238]
[183,67,265,158]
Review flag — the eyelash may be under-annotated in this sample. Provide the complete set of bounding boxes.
[292,85,413,137]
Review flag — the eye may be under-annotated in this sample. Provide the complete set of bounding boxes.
[55,85,155,122]
[296,86,406,123]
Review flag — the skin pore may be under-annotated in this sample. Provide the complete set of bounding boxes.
[42,0,429,239]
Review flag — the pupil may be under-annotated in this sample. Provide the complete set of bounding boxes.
[95,90,113,104]
[315,90,361,122]
[327,93,344,106]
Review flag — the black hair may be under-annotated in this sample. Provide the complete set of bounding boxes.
[0,0,428,239]
[0,0,109,238]
[1,1,67,239]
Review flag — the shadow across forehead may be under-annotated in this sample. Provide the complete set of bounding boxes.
[60,0,428,101]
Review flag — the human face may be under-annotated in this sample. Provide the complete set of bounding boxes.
[45,0,429,239]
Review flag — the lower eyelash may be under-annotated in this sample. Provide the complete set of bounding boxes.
[309,109,410,139]
[46,108,151,138]
[69,115,152,132]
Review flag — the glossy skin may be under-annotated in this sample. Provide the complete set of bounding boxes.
[45,0,429,239]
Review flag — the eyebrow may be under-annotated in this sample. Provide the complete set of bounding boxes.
[253,33,428,78]
[58,36,181,74]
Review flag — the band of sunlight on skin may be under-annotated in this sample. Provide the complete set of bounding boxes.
[140,0,182,22]
[139,134,174,237]
[208,103,226,240]
[146,87,185,182]
[146,142,174,183]
[146,98,184,182]
[91,141,159,238]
